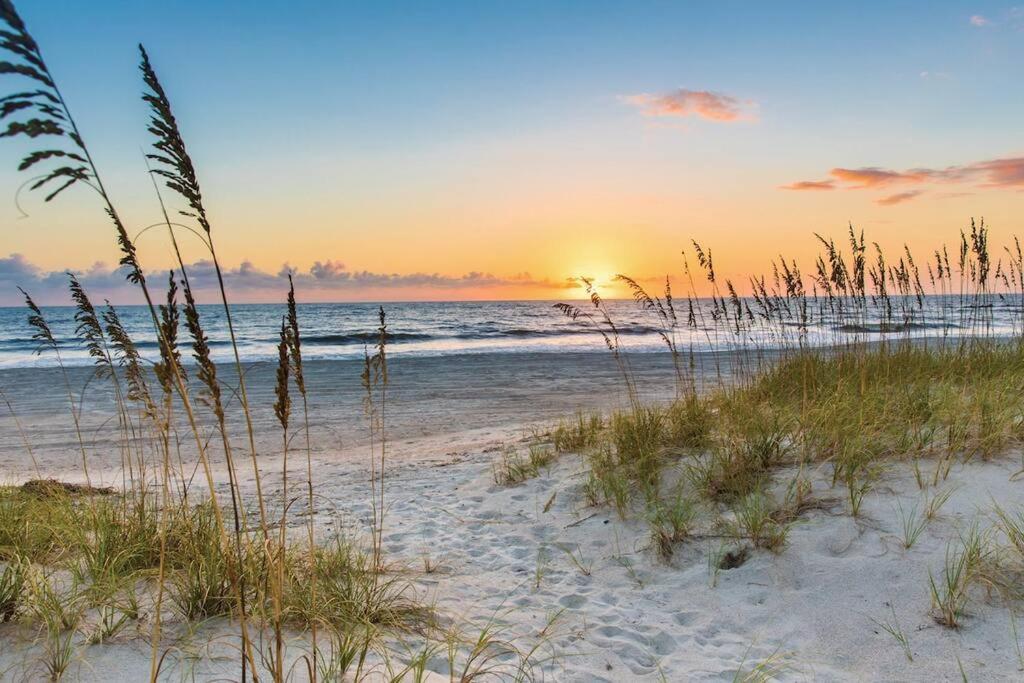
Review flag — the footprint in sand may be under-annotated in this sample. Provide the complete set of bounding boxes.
[558,593,587,609]
[673,611,697,626]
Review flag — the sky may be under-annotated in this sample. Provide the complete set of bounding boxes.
[1,1,1023,304]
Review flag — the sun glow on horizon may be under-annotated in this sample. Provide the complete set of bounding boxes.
[562,265,623,299]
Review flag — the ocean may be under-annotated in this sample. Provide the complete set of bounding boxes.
[0,296,1018,369]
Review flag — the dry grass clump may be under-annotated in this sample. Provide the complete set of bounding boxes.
[282,535,428,632]
[581,442,633,518]
[492,443,557,485]
[490,412,603,487]
[645,484,697,560]
[0,558,26,623]
[552,411,603,453]
[0,485,431,680]
[751,343,1024,464]
[927,524,999,628]
[0,487,81,564]
[610,406,667,484]
[0,487,418,622]
[665,396,714,451]
[687,404,790,504]
[719,492,792,553]
[308,612,559,683]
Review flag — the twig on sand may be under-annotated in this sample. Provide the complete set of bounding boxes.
[564,513,599,529]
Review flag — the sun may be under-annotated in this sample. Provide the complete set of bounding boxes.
[566,265,620,298]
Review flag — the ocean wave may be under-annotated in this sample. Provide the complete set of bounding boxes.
[833,321,957,333]
[303,326,664,344]
[303,331,435,345]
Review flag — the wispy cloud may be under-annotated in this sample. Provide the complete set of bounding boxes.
[779,179,835,191]
[968,9,1024,30]
[0,255,578,306]
[829,167,938,188]
[876,190,924,206]
[621,89,752,122]
[968,157,1024,187]
[782,156,1024,204]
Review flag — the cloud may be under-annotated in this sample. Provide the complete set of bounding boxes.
[781,156,1024,203]
[876,190,924,206]
[968,157,1024,187]
[309,260,348,281]
[829,167,931,188]
[0,256,579,306]
[621,89,750,122]
[969,9,1024,30]
[779,180,835,191]
[0,253,39,283]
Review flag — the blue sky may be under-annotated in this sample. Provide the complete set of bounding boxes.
[1,2,1022,303]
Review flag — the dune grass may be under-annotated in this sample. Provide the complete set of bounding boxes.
[549,216,1024,575]
[561,340,1024,574]
[493,443,557,486]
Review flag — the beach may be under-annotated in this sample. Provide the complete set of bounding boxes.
[0,351,683,483]
[3,346,1024,681]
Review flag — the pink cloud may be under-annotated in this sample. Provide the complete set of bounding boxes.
[780,179,835,191]
[969,157,1024,187]
[876,190,924,206]
[622,89,749,122]
[969,14,992,27]
[782,156,1024,198]
[829,167,931,188]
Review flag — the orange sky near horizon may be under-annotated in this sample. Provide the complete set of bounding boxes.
[6,170,1020,304]
[1,3,1022,305]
